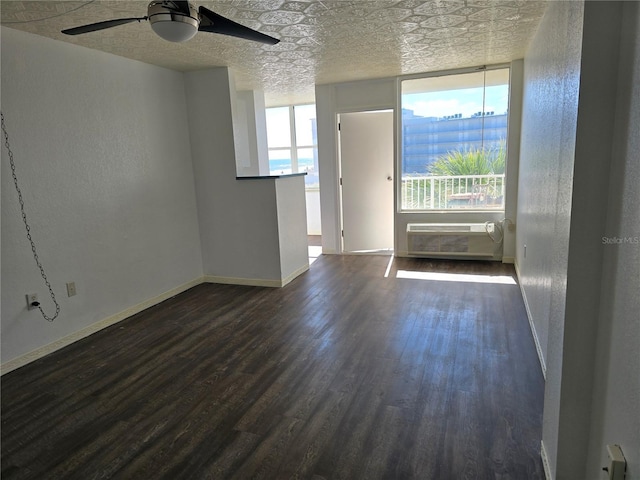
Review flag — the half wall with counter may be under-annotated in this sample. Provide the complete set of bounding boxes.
[185,67,309,287]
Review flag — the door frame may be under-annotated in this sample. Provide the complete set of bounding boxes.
[337,108,396,254]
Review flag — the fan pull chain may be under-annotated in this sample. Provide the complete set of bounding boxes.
[1,111,60,322]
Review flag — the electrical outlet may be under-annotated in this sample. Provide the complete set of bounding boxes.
[26,293,39,311]
[603,444,626,480]
[66,282,77,297]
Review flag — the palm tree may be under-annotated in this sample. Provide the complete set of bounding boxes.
[426,141,506,207]
[428,141,505,176]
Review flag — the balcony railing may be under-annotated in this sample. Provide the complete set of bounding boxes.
[401,174,505,210]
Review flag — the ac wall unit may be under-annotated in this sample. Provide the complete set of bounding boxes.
[406,223,498,259]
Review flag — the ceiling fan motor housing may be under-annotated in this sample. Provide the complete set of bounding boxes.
[148,1,199,42]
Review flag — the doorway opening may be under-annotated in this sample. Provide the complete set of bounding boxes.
[338,110,395,254]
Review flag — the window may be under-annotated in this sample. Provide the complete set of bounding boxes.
[266,104,318,189]
[401,68,509,211]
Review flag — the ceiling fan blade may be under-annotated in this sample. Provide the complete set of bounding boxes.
[198,6,279,45]
[62,17,147,36]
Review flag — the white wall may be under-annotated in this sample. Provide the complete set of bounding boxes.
[316,78,397,254]
[184,68,280,282]
[502,59,524,263]
[305,189,322,235]
[1,28,203,368]
[234,90,270,177]
[517,1,584,475]
[517,0,583,387]
[519,1,639,478]
[1,32,309,370]
[557,3,625,476]
[184,68,308,287]
[276,176,310,282]
[316,68,521,258]
[586,2,640,478]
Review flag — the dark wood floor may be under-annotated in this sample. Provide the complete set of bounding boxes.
[1,255,545,479]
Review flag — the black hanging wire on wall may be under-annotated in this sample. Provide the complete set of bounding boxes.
[1,111,60,322]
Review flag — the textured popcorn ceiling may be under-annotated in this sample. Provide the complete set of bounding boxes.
[1,0,547,105]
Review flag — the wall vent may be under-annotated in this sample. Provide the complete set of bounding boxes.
[406,223,498,259]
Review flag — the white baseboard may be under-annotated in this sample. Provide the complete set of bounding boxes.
[281,264,310,286]
[204,275,282,288]
[204,263,309,288]
[514,261,547,379]
[1,265,314,376]
[1,277,203,375]
[541,440,552,480]
[502,256,515,264]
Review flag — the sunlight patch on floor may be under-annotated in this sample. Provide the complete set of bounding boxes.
[395,270,516,285]
[384,255,394,278]
[308,245,322,265]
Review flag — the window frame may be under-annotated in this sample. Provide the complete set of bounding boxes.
[266,104,318,189]
[398,64,511,213]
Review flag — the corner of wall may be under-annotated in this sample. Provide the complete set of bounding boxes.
[503,59,524,261]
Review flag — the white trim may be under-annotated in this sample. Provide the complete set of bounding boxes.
[0,277,203,375]
[204,275,283,288]
[281,264,310,286]
[541,441,552,480]
[502,256,515,264]
[1,266,312,375]
[398,62,512,83]
[514,261,547,379]
[204,265,309,288]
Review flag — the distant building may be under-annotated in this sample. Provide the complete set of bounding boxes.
[402,108,508,174]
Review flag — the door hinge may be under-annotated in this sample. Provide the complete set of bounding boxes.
[338,122,341,131]
[339,177,343,186]
[341,229,344,237]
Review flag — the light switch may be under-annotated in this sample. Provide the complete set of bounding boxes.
[603,444,626,480]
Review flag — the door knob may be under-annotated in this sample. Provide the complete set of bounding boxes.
[387,176,393,181]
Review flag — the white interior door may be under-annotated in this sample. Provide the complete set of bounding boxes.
[340,110,394,253]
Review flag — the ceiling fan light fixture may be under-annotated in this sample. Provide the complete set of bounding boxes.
[60,0,279,45]
[150,18,198,42]
[148,1,199,42]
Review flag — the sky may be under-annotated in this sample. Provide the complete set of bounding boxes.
[403,85,509,119]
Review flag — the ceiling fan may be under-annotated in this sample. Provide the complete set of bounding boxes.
[61,0,280,45]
